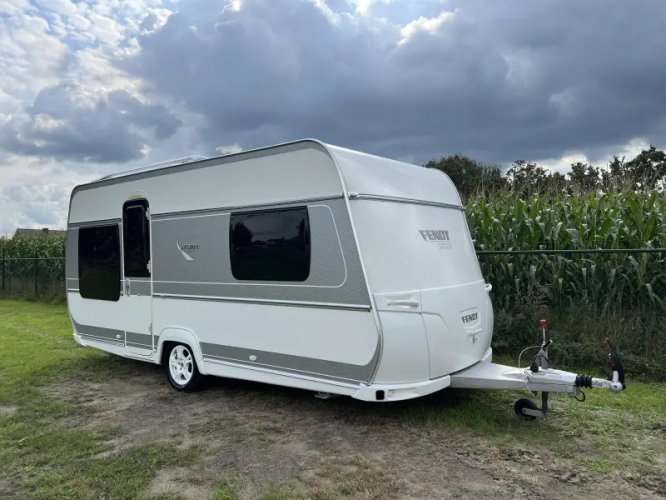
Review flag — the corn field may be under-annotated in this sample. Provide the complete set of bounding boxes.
[0,235,66,300]
[467,191,666,314]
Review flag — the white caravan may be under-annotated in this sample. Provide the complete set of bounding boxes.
[67,140,624,418]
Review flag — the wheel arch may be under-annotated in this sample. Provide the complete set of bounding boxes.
[157,327,207,375]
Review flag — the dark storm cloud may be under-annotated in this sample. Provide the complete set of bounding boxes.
[123,0,666,164]
[2,85,182,163]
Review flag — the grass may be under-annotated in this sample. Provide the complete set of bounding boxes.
[0,301,201,499]
[213,483,238,500]
[1,300,664,498]
[397,362,666,490]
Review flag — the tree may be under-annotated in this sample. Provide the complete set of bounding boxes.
[425,155,506,200]
[546,171,568,194]
[604,147,666,191]
[624,146,666,190]
[609,155,625,179]
[506,160,550,196]
[568,162,600,193]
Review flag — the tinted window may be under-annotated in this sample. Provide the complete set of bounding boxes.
[230,207,310,281]
[123,200,151,277]
[79,225,121,301]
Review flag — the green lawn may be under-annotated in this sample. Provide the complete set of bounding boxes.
[1,300,664,499]
[0,301,203,499]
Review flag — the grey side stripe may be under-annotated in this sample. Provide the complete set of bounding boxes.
[68,218,121,229]
[66,228,79,281]
[153,293,370,310]
[201,342,378,383]
[73,320,152,349]
[151,282,370,307]
[72,318,122,343]
[126,331,152,348]
[79,334,124,347]
[126,279,151,296]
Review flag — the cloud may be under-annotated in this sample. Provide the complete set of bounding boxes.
[2,85,181,162]
[353,0,391,16]
[2,182,67,227]
[0,0,177,165]
[215,143,243,154]
[0,0,180,231]
[399,9,455,45]
[0,154,95,234]
[2,0,666,231]
[123,0,666,165]
[0,7,69,111]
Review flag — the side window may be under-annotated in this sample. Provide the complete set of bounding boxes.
[78,225,121,301]
[230,207,311,282]
[123,200,151,278]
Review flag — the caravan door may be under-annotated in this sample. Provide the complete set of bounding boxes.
[121,199,153,356]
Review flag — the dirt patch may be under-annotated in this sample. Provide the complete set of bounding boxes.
[45,364,664,499]
[0,405,17,416]
[148,466,212,499]
[0,477,13,496]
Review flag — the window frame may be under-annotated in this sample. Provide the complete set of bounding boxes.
[229,206,311,282]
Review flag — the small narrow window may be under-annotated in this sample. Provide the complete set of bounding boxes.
[230,207,310,281]
[123,199,151,278]
[78,225,121,301]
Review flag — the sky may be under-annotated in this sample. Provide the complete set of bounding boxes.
[1,0,665,233]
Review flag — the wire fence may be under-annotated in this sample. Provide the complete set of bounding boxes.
[476,248,666,255]
[476,247,666,312]
[0,256,66,300]
[1,248,665,304]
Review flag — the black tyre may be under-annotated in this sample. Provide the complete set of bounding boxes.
[164,343,205,392]
[514,398,538,420]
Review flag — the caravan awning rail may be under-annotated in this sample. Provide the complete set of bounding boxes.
[96,155,209,182]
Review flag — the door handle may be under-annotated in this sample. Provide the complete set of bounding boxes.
[386,299,420,308]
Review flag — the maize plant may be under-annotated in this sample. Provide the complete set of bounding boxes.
[467,191,666,314]
[0,235,66,298]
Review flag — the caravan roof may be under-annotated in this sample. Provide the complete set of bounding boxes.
[76,139,462,214]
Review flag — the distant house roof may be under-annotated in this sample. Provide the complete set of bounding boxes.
[13,228,66,238]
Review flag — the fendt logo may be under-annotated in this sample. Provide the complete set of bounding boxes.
[418,229,452,250]
[462,312,479,324]
[418,229,450,242]
[176,241,200,262]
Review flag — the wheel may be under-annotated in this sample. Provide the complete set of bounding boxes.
[514,398,538,420]
[165,343,205,392]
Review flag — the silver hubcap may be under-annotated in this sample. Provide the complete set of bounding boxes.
[169,345,194,386]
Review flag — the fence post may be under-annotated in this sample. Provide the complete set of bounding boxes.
[1,245,4,291]
[34,251,38,297]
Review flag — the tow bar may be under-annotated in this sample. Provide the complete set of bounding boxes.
[449,319,626,419]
